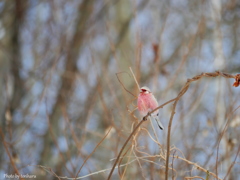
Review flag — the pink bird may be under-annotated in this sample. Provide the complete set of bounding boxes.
[137,86,164,130]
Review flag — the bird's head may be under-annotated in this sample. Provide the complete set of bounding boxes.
[140,86,151,94]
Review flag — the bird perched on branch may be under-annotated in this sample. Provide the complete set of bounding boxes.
[137,86,164,130]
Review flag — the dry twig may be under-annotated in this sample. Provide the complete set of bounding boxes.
[107,71,238,180]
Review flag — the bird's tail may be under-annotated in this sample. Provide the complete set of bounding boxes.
[151,115,164,130]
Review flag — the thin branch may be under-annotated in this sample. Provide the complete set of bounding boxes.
[172,150,177,180]
[164,71,236,180]
[129,67,140,90]
[149,116,164,155]
[215,105,240,177]
[109,71,237,180]
[172,155,222,180]
[116,71,136,97]
[35,154,158,179]
[185,176,205,180]
[0,128,23,180]
[223,144,240,180]
[119,145,133,179]
[118,143,132,177]
[74,127,113,179]
[141,128,164,152]
[107,120,144,179]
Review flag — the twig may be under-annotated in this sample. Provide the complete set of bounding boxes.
[0,128,23,180]
[129,67,140,90]
[141,128,163,149]
[165,83,189,180]
[172,155,222,180]
[116,71,136,97]
[172,150,177,180]
[149,117,163,150]
[108,71,237,180]
[185,176,205,180]
[206,170,209,180]
[165,71,236,180]
[74,127,113,179]
[34,158,145,180]
[223,144,240,180]
[118,122,136,177]
[118,144,132,177]
[107,95,184,179]
[107,120,144,179]
[215,105,240,177]
[119,145,133,179]
[132,148,147,179]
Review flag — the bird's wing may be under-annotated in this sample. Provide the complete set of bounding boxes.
[150,94,159,116]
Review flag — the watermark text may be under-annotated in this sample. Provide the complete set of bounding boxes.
[4,173,36,179]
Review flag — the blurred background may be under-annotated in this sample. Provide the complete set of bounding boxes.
[0,0,240,179]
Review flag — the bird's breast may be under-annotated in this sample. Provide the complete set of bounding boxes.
[138,94,153,114]
[137,93,159,116]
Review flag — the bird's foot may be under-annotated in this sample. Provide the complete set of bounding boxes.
[143,112,151,121]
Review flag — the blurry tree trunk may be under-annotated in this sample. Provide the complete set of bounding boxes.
[0,0,26,171]
[96,0,134,131]
[39,0,94,176]
[112,0,134,72]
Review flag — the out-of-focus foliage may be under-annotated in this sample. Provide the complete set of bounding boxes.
[0,0,240,179]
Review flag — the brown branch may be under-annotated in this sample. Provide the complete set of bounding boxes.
[215,105,240,177]
[165,84,189,180]
[129,67,140,91]
[165,71,236,180]
[116,71,136,97]
[107,87,186,179]
[118,144,132,178]
[173,155,222,180]
[223,144,240,180]
[172,150,177,180]
[108,71,237,180]
[185,176,205,180]
[74,127,113,179]
[107,120,144,179]
[0,128,23,180]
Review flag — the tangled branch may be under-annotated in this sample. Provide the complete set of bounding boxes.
[107,71,239,180]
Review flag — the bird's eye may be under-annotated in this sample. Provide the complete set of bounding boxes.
[141,89,146,92]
